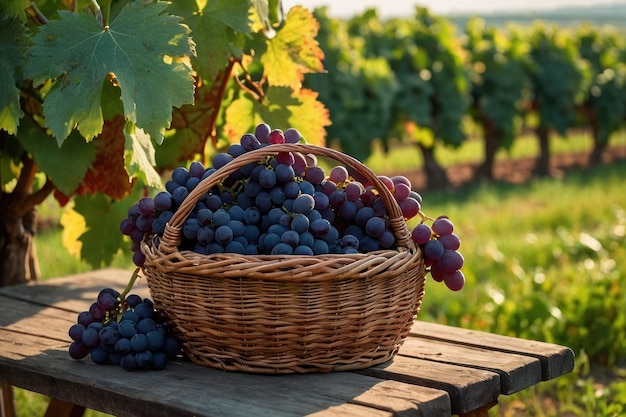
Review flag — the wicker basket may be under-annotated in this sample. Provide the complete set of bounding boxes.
[141,144,425,374]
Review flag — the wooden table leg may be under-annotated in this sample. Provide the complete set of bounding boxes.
[1,384,16,417]
[44,398,86,417]
[458,399,498,417]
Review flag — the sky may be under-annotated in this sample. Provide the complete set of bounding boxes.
[281,0,626,18]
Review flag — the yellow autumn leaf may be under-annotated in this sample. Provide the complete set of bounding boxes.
[60,206,87,256]
[262,6,325,89]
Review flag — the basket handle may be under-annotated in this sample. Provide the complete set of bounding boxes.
[159,144,416,254]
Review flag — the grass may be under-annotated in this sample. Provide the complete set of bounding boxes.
[406,160,626,416]
[16,132,626,416]
[364,128,626,174]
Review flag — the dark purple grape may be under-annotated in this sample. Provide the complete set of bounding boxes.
[153,191,173,211]
[329,189,346,208]
[77,311,95,327]
[411,224,432,245]
[97,293,117,311]
[212,153,232,170]
[365,217,386,238]
[227,144,245,158]
[172,167,190,186]
[119,218,135,236]
[345,181,363,201]
[89,302,106,320]
[399,197,420,220]
[81,327,100,347]
[69,341,90,359]
[132,250,146,267]
[444,270,465,291]
[378,230,395,249]
[137,318,157,335]
[310,218,331,237]
[329,166,349,184]
[99,326,120,345]
[393,183,411,201]
[259,168,277,189]
[293,194,315,214]
[424,239,445,260]
[240,133,262,151]
[432,217,454,236]
[125,294,143,308]
[146,331,165,350]
[114,338,132,355]
[275,164,295,183]
[304,166,325,185]
[69,324,86,342]
[438,249,464,273]
[255,123,271,143]
[134,302,154,320]
[284,128,302,143]
[272,242,293,254]
[438,233,461,250]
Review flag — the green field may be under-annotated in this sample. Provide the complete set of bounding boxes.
[19,132,626,416]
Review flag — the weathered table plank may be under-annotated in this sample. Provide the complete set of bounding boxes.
[357,354,500,415]
[410,321,575,380]
[397,337,543,394]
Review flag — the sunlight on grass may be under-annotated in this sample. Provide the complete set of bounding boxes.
[364,128,626,174]
[36,227,133,281]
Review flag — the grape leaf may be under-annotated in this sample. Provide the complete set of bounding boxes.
[262,6,325,89]
[25,1,196,145]
[18,118,95,196]
[73,193,127,268]
[0,17,27,135]
[124,123,162,189]
[167,0,251,83]
[224,86,329,146]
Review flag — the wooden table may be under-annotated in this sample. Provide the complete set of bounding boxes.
[0,268,574,417]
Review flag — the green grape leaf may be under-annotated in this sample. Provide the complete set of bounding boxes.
[0,17,28,134]
[73,193,127,268]
[224,86,329,146]
[0,0,30,20]
[262,6,325,89]
[124,123,162,189]
[25,1,196,145]
[18,118,95,196]
[167,0,251,83]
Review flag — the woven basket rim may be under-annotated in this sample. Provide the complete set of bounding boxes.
[142,236,421,283]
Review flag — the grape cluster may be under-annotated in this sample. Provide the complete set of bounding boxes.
[120,123,464,292]
[411,217,465,291]
[121,123,424,263]
[68,275,181,371]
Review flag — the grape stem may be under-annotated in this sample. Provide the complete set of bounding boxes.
[90,0,104,27]
[417,211,432,223]
[27,2,48,24]
[120,268,141,301]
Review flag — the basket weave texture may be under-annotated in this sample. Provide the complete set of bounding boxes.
[141,144,426,374]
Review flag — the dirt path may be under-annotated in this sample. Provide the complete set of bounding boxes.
[403,145,626,191]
